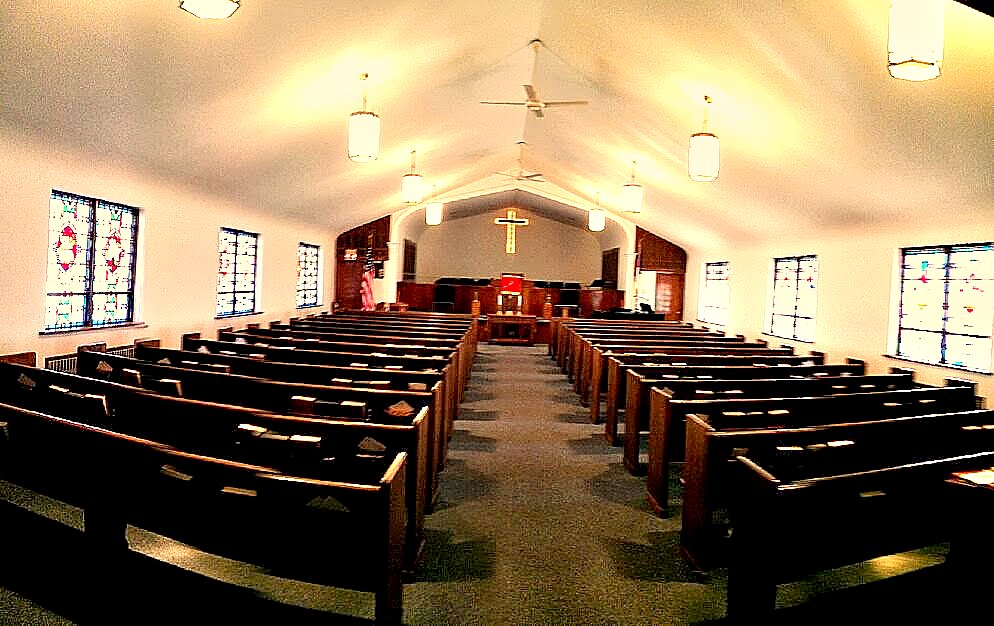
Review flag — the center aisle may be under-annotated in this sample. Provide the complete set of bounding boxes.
[404,344,724,624]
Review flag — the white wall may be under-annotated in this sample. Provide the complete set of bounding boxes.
[0,129,334,361]
[682,219,994,401]
[414,212,601,284]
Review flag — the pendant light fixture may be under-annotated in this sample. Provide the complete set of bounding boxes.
[179,0,240,19]
[425,185,443,226]
[621,161,643,213]
[348,73,380,162]
[689,95,719,182]
[401,150,424,204]
[425,201,444,226]
[888,0,944,81]
[588,193,605,232]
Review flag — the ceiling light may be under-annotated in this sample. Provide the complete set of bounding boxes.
[348,73,380,162]
[689,95,719,182]
[425,201,444,226]
[588,193,605,232]
[888,0,944,81]
[179,0,240,19]
[401,150,424,204]
[622,161,643,213]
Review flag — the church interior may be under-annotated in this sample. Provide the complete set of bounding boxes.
[1,1,993,623]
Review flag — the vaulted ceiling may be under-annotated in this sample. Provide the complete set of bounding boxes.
[2,1,991,251]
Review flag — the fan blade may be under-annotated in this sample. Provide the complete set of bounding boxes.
[521,173,544,180]
[533,108,544,119]
[481,101,527,106]
[542,100,589,106]
[523,84,538,100]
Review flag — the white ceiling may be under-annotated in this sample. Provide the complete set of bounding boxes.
[2,1,991,251]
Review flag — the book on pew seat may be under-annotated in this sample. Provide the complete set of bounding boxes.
[952,468,994,486]
[384,365,402,370]
[331,378,353,384]
[290,395,317,415]
[208,364,231,374]
[237,423,268,435]
[119,368,142,387]
[350,362,369,368]
[408,382,427,391]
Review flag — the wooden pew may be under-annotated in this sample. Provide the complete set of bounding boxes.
[629,370,919,476]
[651,383,981,569]
[68,351,437,558]
[3,358,429,574]
[241,324,473,405]
[0,401,408,624]
[216,329,468,413]
[586,340,782,419]
[574,335,755,403]
[601,352,818,445]
[184,335,459,454]
[684,406,994,573]
[137,341,450,454]
[725,440,994,621]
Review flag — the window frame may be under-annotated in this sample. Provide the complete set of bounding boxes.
[697,260,729,326]
[892,242,993,375]
[764,254,818,343]
[216,227,260,318]
[43,190,140,333]
[296,241,322,309]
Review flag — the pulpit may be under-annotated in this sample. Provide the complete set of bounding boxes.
[496,273,524,314]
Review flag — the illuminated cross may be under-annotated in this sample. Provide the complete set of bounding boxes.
[494,208,529,254]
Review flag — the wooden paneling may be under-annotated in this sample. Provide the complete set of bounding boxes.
[636,227,686,273]
[336,215,391,261]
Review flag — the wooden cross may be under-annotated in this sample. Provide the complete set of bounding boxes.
[494,209,529,254]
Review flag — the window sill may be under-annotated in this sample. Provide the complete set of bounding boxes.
[296,304,323,310]
[883,353,992,376]
[215,311,264,320]
[761,332,814,344]
[39,321,147,337]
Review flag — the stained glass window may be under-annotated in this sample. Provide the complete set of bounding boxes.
[216,227,259,317]
[698,261,729,326]
[296,242,321,308]
[896,243,992,373]
[765,255,818,342]
[44,190,139,331]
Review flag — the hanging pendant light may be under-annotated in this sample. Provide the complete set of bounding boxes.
[689,95,719,182]
[348,73,380,162]
[588,193,605,232]
[425,184,443,225]
[401,150,424,204]
[179,0,240,19]
[621,161,643,213]
[888,0,944,81]
[425,201,444,226]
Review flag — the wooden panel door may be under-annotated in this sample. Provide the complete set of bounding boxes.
[655,273,685,320]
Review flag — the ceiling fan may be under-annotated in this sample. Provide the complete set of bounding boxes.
[481,83,588,119]
[496,141,545,182]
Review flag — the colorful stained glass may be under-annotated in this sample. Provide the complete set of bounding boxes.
[216,227,258,317]
[766,255,817,342]
[296,242,320,308]
[897,243,993,373]
[44,191,138,331]
[697,261,729,326]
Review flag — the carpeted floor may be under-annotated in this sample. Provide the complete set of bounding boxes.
[0,344,964,625]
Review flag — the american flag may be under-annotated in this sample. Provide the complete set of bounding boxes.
[360,242,376,311]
